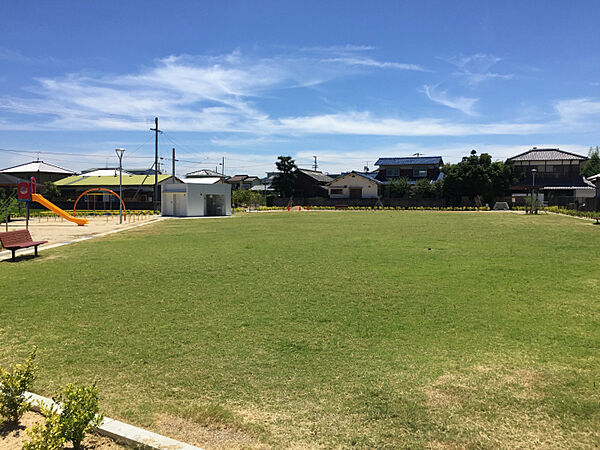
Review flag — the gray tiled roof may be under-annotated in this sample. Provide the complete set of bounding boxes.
[508,148,586,161]
[375,156,443,166]
[298,169,333,183]
[186,169,223,177]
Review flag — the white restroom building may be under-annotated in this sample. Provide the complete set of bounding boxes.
[162,181,232,217]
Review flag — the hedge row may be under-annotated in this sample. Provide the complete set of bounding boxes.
[236,205,492,212]
[12,209,158,218]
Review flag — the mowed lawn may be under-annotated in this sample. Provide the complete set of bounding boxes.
[1,211,599,448]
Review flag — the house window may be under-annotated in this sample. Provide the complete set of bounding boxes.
[330,188,343,195]
[413,168,427,178]
[386,167,399,177]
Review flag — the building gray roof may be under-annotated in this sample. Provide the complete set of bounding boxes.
[186,169,223,177]
[508,148,587,162]
[375,156,443,166]
[0,160,76,174]
[297,169,334,183]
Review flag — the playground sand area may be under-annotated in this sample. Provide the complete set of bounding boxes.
[1,214,161,259]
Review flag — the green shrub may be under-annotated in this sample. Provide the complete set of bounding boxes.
[22,403,65,450]
[0,346,37,424]
[54,383,103,449]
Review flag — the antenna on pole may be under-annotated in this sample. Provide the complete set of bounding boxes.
[312,156,318,171]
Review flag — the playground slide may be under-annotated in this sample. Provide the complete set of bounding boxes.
[31,194,89,226]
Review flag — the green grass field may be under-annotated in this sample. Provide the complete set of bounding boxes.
[1,211,599,448]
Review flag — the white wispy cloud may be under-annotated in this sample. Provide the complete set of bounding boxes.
[554,98,600,124]
[324,56,426,71]
[1,49,596,139]
[447,53,513,85]
[275,112,547,136]
[422,85,478,116]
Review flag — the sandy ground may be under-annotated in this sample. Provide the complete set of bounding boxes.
[0,411,126,449]
[0,214,161,261]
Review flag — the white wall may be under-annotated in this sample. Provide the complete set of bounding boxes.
[162,182,231,216]
[328,174,379,199]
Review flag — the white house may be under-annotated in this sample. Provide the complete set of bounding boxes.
[161,181,232,217]
[327,172,382,199]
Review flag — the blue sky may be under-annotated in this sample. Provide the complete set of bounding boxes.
[1,0,600,175]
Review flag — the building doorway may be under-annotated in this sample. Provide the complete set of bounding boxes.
[206,194,226,216]
[349,188,362,199]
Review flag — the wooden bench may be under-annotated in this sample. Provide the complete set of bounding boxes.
[334,204,349,210]
[0,230,48,261]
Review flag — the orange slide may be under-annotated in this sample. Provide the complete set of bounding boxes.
[31,193,89,226]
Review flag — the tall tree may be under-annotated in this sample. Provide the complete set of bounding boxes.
[442,150,515,205]
[581,146,600,178]
[271,156,297,198]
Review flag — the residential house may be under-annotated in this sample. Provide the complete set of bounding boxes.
[184,168,227,185]
[226,175,261,190]
[0,160,76,184]
[80,168,134,177]
[327,171,383,199]
[507,148,595,206]
[293,169,333,198]
[374,156,444,184]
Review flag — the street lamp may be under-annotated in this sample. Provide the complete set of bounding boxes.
[115,148,125,224]
[531,168,537,214]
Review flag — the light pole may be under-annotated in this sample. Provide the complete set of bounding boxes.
[531,168,537,214]
[115,148,125,224]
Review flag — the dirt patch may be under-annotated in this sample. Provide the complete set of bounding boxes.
[0,215,161,254]
[422,364,600,448]
[153,413,268,450]
[0,411,124,449]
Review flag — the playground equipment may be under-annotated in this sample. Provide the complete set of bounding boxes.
[73,188,127,220]
[18,177,88,227]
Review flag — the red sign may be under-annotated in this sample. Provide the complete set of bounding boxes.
[17,181,31,200]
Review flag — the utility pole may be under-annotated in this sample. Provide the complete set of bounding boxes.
[172,148,177,183]
[313,156,318,171]
[150,117,161,212]
[220,156,225,176]
[115,148,125,224]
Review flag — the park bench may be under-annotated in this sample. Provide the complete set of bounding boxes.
[0,230,48,262]
[335,204,349,210]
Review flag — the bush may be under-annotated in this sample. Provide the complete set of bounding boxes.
[54,383,103,449]
[22,403,65,450]
[0,347,37,424]
[387,177,411,197]
[233,189,264,207]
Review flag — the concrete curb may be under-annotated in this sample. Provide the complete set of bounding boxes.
[24,391,202,450]
[0,217,164,262]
